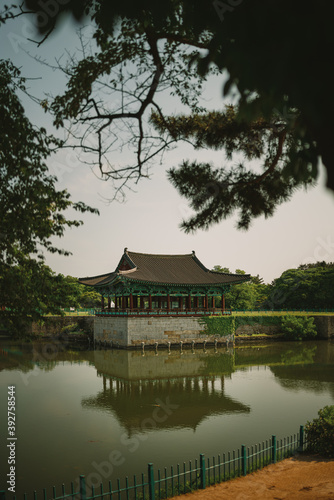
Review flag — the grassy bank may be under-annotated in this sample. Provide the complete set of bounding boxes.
[232,310,334,316]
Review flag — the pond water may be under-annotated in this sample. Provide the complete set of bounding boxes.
[1,340,334,497]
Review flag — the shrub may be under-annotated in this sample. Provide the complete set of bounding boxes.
[305,406,334,457]
[281,316,317,340]
[200,316,235,337]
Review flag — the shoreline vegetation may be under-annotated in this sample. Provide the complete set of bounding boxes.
[1,311,333,343]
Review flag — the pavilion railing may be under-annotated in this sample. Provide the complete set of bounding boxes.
[95,308,232,317]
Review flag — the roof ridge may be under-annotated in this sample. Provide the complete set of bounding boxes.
[78,271,114,280]
[127,250,194,258]
[119,268,137,275]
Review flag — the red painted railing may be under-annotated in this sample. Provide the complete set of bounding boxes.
[95,307,231,317]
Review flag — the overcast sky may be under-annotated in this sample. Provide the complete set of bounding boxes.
[2,13,334,284]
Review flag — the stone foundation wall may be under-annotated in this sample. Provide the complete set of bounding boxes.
[235,323,281,337]
[128,316,209,346]
[94,316,129,345]
[235,316,334,339]
[312,316,334,339]
[94,316,230,346]
[31,314,334,345]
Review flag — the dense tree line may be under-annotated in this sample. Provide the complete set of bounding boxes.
[266,262,334,311]
[213,262,334,311]
[2,260,333,336]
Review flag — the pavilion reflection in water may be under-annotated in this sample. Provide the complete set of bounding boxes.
[81,348,251,433]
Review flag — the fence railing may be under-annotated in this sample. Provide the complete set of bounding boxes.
[232,308,334,314]
[59,308,334,317]
[95,308,231,317]
[1,426,307,500]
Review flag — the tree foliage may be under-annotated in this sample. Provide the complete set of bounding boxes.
[306,406,334,458]
[55,275,103,309]
[1,262,79,334]
[2,0,333,229]
[0,59,98,334]
[212,267,269,310]
[213,262,334,311]
[155,106,316,230]
[267,262,334,310]
[280,316,317,341]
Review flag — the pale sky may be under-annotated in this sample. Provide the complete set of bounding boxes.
[2,14,334,285]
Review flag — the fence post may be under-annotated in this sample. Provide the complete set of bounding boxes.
[200,454,206,489]
[299,425,304,451]
[148,463,155,500]
[272,435,277,464]
[241,445,247,476]
[80,475,87,500]
[0,490,6,500]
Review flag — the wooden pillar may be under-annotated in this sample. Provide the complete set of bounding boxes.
[115,296,118,310]
[212,296,215,309]
[187,294,191,310]
[101,295,104,311]
[167,294,170,313]
[148,294,152,311]
[205,294,209,311]
[158,296,162,309]
[222,293,225,312]
[129,293,133,311]
[194,296,199,309]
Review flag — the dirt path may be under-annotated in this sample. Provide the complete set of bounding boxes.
[170,454,334,500]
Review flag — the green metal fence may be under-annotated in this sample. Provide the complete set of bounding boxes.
[1,426,306,500]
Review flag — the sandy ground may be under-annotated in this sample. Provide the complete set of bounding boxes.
[170,454,334,500]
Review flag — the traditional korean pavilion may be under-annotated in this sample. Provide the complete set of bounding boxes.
[79,249,250,316]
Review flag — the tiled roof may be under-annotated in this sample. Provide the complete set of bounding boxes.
[79,250,250,287]
[78,272,117,286]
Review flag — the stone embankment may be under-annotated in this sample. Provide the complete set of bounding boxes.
[26,314,334,347]
[235,316,334,340]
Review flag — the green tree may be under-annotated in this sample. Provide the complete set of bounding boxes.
[0,60,98,335]
[154,106,315,230]
[225,281,258,311]
[78,287,103,309]
[281,316,317,341]
[306,406,334,457]
[267,262,334,310]
[212,267,263,310]
[2,1,333,229]
[212,265,230,274]
[1,262,80,334]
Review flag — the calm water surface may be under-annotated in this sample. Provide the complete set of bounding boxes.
[1,340,334,496]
